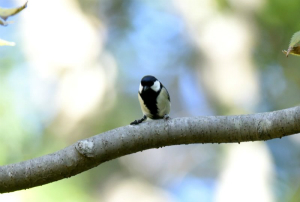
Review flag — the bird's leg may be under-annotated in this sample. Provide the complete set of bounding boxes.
[130,115,147,125]
[163,114,170,120]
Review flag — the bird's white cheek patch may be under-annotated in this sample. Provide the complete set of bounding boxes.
[139,83,143,93]
[151,80,160,92]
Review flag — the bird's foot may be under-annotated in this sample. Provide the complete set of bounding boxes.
[130,115,147,125]
[163,114,170,120]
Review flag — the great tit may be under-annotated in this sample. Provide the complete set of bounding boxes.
[130,75,171,125]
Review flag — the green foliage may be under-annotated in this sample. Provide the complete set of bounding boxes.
[289,31,300,48]
[283,31,300,57]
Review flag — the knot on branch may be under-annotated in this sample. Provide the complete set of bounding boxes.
[75,140,95,157]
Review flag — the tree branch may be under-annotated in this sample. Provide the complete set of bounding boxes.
[1,106,300,193]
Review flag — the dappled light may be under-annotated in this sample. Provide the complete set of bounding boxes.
[1,0,300,201]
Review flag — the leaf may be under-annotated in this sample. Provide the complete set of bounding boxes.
[283,31,300,57]
[0,39,15,46]
[0,1,28,21]
[0,18,13,26]
[289,31,300,48]
[282,46,300,57]
[0,2,26,46]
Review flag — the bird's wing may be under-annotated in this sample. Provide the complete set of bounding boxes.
[156,87,171,117]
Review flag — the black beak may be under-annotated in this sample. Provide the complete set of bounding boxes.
[144,86,149,91]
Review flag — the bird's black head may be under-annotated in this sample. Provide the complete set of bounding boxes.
[139,75,160,93]
[141,75,157,86]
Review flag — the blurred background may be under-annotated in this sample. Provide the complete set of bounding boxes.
[0,0,300,201]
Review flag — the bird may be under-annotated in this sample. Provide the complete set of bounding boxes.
[130,75,171,125]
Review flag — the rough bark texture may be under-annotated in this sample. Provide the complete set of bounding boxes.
[1,106,300,193]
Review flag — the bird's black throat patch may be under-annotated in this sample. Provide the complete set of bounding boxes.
[139,89,161,119]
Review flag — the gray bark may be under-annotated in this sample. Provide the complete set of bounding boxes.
[1,106,300,193]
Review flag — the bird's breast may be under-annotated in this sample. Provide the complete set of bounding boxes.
[138,87,170,119]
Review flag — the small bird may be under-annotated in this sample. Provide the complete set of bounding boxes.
[131,75,171,125]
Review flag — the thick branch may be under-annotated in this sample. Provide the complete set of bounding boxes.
[1,106,300,193]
